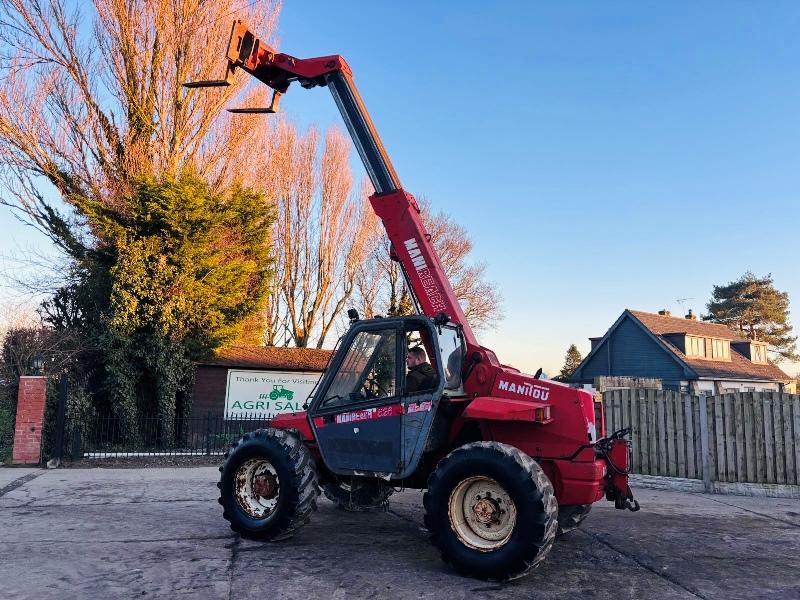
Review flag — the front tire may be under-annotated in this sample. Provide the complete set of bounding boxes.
[424,442,558,581]
[218,428,318,540]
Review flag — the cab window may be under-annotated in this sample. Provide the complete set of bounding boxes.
[438,325,464,391]
[404,326,439,395]
[322,329,397,408]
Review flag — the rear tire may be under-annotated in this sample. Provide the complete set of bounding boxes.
[218,428,318,540]
[423,442,558,581]
[322,478,393,512]
[557,504,592,536]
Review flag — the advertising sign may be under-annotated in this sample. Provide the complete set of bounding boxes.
[225,370,322,419]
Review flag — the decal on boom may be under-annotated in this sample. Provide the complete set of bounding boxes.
[404,238,447,312]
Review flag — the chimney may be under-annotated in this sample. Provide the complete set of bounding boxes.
[685,309,698,320]
[658,309,671,317]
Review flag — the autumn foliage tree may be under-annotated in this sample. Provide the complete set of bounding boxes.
[260,154,503,344]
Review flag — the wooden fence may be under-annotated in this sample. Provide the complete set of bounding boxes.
[602,389,800,487]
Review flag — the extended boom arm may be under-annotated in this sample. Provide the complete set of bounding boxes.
[188,22,497,367]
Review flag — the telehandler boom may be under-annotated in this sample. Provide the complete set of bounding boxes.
[186,21,639,581]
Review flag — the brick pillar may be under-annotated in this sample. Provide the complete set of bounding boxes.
[12,376,48,465]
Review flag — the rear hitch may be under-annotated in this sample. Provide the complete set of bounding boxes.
[610,486,640,512]
[597,428,641,512]
[624,497,641,512]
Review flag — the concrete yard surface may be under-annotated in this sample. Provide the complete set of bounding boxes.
[1,466,798,599]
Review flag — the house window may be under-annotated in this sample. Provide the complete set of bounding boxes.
[687,336,707,358]
[751,344,766,363]
[711,339,729,360]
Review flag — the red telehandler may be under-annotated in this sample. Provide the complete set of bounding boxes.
[186,22,639,581]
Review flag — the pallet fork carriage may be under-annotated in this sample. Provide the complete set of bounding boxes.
[186,21,639,581]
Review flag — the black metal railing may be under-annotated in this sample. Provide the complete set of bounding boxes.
[62,412,272,460]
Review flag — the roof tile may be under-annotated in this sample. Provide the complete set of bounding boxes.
[197,346,332,371]
[629,310,789,382]
[629,310,748,341]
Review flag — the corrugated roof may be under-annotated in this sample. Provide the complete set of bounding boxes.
[197,346,332,371]
[630,311,789,382]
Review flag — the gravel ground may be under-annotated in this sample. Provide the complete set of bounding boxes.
[1,466,799,599]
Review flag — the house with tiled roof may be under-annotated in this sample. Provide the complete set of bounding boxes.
[570,309,790,394]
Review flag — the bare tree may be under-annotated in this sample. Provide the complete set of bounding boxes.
[0,0,281,255]
[259,123,379,348]
[0,301,84,378]
[352,201,383,320]
[355,201,503,332]
[422,207,502,330]
[261,283,287,347]
[0,301,38,341]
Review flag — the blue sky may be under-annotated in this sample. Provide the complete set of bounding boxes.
[1,2,799,375]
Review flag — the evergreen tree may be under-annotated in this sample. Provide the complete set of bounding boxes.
[387,287,415,317]
[705,272,798,361]
[41,174,275,438]
[0,1,282,441]
[558,344,583,381]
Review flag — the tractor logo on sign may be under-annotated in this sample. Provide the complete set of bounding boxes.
[269,385,294,401]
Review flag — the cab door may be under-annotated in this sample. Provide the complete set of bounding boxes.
[398,319,450,477]
[309,324,404,476]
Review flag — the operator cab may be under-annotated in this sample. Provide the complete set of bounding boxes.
[308,315,465,478]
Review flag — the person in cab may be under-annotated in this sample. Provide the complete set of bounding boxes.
[405,346,436,394]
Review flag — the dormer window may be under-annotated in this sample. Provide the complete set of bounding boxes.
[711,338,730,360]
[685,336,730,360]
[751,343,768,364]
[731,340,769,364]
[687,336,706,358]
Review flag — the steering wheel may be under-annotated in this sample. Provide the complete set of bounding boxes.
[362,373,390,398]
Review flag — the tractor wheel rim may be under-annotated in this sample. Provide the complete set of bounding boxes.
[234,458,280,519]
[448,476,517,551]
